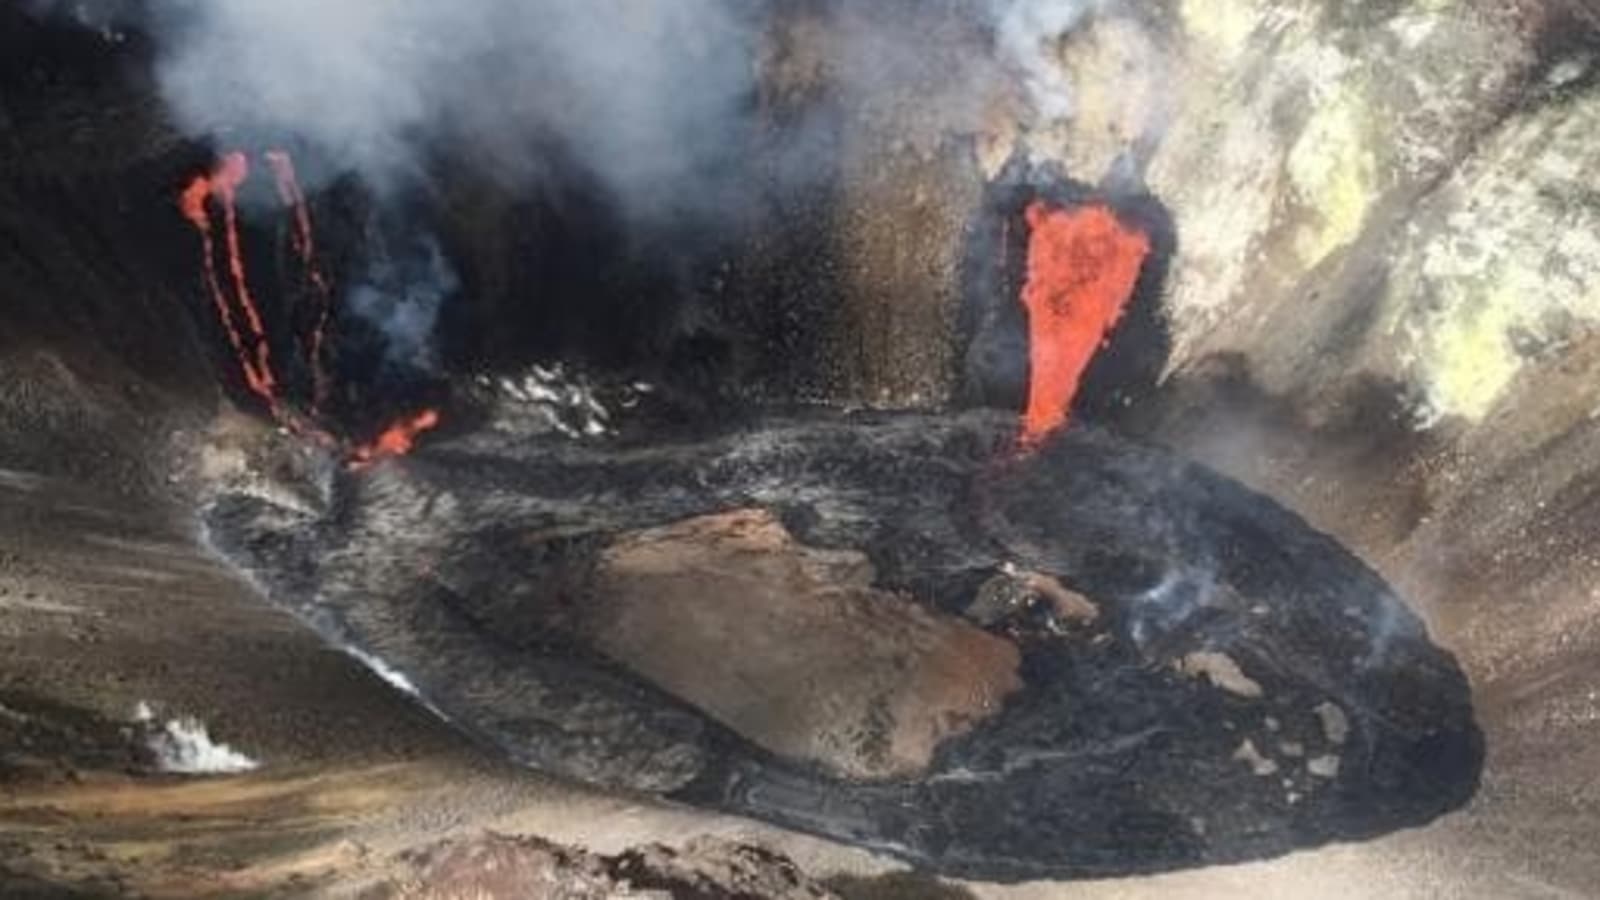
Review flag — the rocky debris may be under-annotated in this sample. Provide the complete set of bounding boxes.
[1018,570,1100,624]
[607,839,839,900]
[187,408,337,516]
[471,366,635,441]
[1307,755,1342,780]
[371,834,839,900]
[374,835,627,900]
[1233,739,1279,778]
[1315,701,1351,746]
[1179,652,1264,699]
[967,564,1100,630]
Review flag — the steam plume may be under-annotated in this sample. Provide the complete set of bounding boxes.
[32,1,1113,205]
[147,0,762,225]
[992,0,1111,124]
[347,230,456,375]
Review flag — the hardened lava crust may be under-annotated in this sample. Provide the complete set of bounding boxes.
[202,410,1482,881]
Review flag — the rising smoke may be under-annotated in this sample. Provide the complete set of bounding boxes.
[32,0,1110,203]
[346,230,457,375]
[147,1,767,224]
[994,0,1113,124]
[29,0,1116,378]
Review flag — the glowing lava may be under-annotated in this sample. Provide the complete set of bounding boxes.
[1018,200,1151,446]
[349,409,442,469]
[264,149,335,413]
[180,152,279,408]
[181,150,441,467]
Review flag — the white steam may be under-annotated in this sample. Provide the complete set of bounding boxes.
[992,0,1111,124]
[37,1,1116,201]
[145,0,761,223]
[133,702,260,775]
[30,0,1131,370]
[347,232,457,373]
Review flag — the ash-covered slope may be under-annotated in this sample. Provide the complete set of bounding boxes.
[202,410,1481,881]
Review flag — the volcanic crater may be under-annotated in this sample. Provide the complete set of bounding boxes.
[7,0,1597,896]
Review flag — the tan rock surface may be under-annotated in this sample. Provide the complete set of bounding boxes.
[587,509,1021,781]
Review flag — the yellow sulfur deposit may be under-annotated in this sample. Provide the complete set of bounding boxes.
[1287,88,1377,266]
[1417,293,1522,422]
[1179,0,1262,62]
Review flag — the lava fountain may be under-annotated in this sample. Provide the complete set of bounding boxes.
[179,150,440,465]
[1018,200,1151,445]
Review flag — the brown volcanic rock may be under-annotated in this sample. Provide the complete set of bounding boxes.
[375,834,838,900]
[586,509,1021,781]
[377,835,622,900]
[607,838,840,900]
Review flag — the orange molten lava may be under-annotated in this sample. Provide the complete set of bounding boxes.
[180,152,279,407]
[181,150,441,467]
[1018,200,1151,446]
[264,149,335,413]
[349,409,442,469]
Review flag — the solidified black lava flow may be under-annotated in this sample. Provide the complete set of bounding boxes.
[202,409,1481,882]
